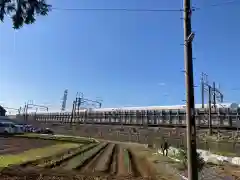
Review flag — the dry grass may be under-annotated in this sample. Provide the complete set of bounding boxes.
[127,145,180,180]
[208,163,240,179]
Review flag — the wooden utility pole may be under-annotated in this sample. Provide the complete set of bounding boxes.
[183,0,198,179]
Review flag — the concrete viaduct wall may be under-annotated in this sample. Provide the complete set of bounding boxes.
[15,108,240,128]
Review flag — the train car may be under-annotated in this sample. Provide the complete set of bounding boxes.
[85,102,239,113]
[28,102,240,129]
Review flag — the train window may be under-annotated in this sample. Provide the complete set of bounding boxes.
[10,124,16,128]
[0,123,10,127]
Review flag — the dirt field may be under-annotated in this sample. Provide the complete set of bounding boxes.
[0,137,56,155]
[208,163,240,179]
[1,123,238,179]
[43,124,240,155]
[0,142,158,180]
[31,123,239,179]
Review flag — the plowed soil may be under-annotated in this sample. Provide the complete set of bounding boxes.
[0,142,157,180]
[0,137,55,154]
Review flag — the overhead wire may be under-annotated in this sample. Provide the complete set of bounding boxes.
[51,7,182,12]
[50,0,240,13]
[193,0,240,10]
[203,0,240,8]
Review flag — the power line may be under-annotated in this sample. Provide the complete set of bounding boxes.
[194,0,240,11]
[51,7,182,12]
[205,0,240,8]
[50,0,240,13]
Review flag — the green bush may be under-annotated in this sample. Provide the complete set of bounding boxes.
[176,148,205,172]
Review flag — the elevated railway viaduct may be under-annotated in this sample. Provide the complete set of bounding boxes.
[17,107,240,129]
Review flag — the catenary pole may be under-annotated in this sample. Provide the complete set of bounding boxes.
[208,85,213,135]
[201,73,205,108]
[183,0,198,179]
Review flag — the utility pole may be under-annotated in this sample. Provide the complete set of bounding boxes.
[183,0,198,179]
[200,72,208,108]
[75,92,84,111]
[70,100,76,124]
[212,82,224,105]
[201,74,204,108]
[23,101,49,122]
[61,89,68,112]
[200,74,224,135]
[213,82,216,110]
[75,92,102,109]
[208,85,212,135]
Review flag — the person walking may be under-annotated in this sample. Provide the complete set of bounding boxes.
[161,139,169,156]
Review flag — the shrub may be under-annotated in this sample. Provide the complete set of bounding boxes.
[177,148,205,172]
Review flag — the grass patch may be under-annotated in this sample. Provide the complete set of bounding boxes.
[40,143,98,168]
[63,143,107,170]
[123,149,130,171]
[0,143,80,167]
[14,133,98,144]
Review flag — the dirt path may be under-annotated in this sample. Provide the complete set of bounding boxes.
[206,164,240,180]
[77,143,140,177]
[77,143,120,176]
[60,144,106,170]
[57,144,95,168]
[93,143,115,173]
[110,144,118,175]
[0,147,21,154]
[79,143,109,173]
[0,166,147,180]
[117,146,128,176]
[128,145,182,180]
[128,149,141,177]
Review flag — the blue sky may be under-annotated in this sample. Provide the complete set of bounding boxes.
[1,0,240,112]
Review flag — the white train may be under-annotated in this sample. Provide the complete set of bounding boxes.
[77,102,239,113]
[29,102,240,129]
[33,102,239,115]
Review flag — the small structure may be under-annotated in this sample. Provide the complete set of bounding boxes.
[0,106,6,116]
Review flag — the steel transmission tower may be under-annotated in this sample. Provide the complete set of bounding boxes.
[61,89,68,112]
